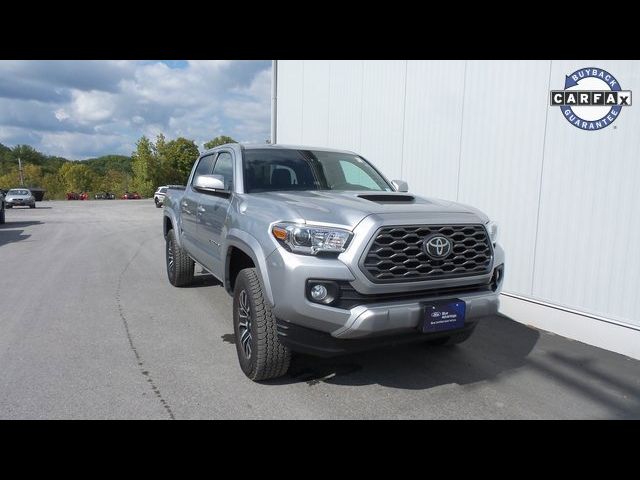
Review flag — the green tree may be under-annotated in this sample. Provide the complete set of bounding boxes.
[59,162,96,192]
[130,136,156,197]
[203,135,237,150]
[0,168,21,190]
[11,144,46,165]
[152,133,172,187]
[97,169,130,194]
[23,164,44,188]
[164,137,200,184]
[0,142,137,198]
[83,155,132,176]
[41,172,66,199]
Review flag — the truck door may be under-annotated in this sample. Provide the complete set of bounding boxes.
[196,150,234,278]
[181,153,216,254]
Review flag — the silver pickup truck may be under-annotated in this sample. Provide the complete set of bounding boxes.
[163,144,504,381]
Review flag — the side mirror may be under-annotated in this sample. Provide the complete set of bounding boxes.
[391,179,409,192]
[194,174,226,192]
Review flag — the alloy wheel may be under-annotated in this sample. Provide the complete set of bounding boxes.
[167,239,175,275]
[237,290,252,359]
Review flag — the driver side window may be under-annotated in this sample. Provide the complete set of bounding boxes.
[212,152,234,190]
[192,154,216,185]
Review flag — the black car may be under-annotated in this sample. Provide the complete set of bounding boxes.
[95,192,116,200]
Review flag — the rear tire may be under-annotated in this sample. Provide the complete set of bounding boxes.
[233,268,291,381]
[166,228,194,287]
[427,326,476,346]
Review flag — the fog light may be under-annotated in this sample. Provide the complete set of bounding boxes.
[310,284,328,301]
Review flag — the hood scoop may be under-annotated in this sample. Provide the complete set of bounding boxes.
[358,194,415,204]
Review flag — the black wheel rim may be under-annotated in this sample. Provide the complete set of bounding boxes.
[237,290,252,359]
[167,239,175,276]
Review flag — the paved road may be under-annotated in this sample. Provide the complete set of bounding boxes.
[1,200,639,419]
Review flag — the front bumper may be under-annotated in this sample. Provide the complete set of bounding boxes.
[276,318,479,357]
[6,199,34,206]
[266,242,504,341]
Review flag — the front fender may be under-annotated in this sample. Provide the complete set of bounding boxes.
[163,209,182,247]
[224,228,277,306]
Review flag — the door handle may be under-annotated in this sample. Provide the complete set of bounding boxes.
[182,201,188,208]
[197,206,206,213]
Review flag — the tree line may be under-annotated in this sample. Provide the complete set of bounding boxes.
[0,135,237,200]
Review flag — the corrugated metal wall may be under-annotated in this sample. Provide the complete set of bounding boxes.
[275,60,640,329]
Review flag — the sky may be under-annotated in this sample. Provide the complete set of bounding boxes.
[0,60,272,159]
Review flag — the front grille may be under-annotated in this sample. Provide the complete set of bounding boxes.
[361,224,493,283]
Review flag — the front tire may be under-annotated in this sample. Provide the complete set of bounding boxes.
[165,228,194,287]
[155,199,161,208]
[233,268,291,381]
[30,204,35,209]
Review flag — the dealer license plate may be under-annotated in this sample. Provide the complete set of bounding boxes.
[420,300,466,333]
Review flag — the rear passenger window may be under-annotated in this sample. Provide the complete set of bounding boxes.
[192,154,216,183]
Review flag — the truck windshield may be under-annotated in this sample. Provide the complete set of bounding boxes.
[243,149,392,193]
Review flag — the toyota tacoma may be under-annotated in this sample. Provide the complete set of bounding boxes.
[163,144,504,381]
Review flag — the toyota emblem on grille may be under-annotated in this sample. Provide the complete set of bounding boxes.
[423,235,452,259]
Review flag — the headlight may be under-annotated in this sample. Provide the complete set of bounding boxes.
[486,221,499,244]
[271,222,352,255]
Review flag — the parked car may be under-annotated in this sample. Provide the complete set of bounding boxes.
[122,191,141,200]
[154,186,168,208]
[0,189,5,224]
[79,192,89,201]
[95,192,116,199]
[5,188,36,208]
[163,144,504,381]
[66,192,80,200]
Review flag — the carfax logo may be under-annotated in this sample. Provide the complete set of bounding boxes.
[550,67,632,130]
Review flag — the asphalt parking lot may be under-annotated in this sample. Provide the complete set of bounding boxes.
[0,200,639,419]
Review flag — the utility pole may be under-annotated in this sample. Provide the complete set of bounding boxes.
[271,59,278,145]
[18,157,25,186]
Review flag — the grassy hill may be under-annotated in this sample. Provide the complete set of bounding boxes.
[82,155,133,175]
[0,143,133,198]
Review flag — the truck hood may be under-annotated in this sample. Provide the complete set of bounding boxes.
[247,191,488,229]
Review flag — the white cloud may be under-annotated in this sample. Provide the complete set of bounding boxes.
[54,108,69,121]
[40,131,129,159]
[222,68,272,141]
[69,90,116,123]
[0,60,272,159]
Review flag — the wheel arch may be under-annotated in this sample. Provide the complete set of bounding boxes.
[163,211,181,246]
[224,232,275,306]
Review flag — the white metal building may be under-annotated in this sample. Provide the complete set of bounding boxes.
[271,60,640,359]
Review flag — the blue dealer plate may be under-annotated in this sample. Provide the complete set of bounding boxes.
[420,300,466,333]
